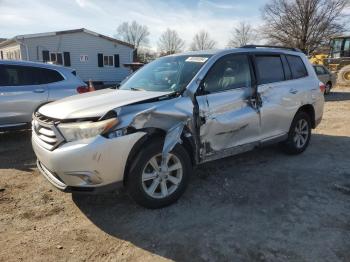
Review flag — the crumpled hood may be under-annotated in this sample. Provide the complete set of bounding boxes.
[39,89,172,120]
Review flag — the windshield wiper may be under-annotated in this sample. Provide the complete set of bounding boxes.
[130,87,145,91]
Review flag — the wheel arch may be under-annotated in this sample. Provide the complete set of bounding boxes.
[122,127,196,185]
[296,104,316,128]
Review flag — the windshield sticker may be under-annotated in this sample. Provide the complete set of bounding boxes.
[186,57,208,63]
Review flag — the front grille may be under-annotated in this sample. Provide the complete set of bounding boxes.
[33,112,64,151]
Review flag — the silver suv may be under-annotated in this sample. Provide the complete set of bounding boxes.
[0,60,87,131]
[32,46,324,208]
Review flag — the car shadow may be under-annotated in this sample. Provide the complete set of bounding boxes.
[325,91,350,102]
[72,133,350,261]
[0,129,36,171]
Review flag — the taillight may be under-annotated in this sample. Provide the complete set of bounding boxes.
[319,82,326,93]
[76,86,89,94]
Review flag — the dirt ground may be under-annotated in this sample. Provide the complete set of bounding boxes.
[1,87,350,262]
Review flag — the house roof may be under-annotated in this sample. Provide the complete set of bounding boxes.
[331,35,350,39]
[0,28,134,49]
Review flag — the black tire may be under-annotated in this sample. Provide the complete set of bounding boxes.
[281,111,312,155]
[324,82,332,95]
[126,138,192,209]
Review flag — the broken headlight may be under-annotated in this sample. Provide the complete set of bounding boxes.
[106,128,128,139]
[58,118,118,142]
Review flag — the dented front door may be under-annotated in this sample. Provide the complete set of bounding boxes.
[197,54,260,159]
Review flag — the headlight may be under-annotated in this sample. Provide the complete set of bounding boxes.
[106,127,128,138]
[58,118,118,142]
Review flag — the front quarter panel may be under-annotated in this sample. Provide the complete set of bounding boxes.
[115,96,194,131]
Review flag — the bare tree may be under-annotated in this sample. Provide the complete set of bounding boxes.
[137,47,157,63]
[116,21,150,49]
[158,29,185,55]
[261,0,348,53]
[190,30,217,51]
[227,22,256,48]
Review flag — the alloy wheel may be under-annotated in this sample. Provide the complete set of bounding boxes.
[293,119,309,149]
[141,153,183,199]
[344,71,350,81]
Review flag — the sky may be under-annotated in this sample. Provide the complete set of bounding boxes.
[0,0,269,50]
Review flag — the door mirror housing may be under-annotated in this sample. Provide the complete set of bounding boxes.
[197,82,210,95]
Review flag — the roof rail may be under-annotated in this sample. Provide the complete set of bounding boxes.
[241,45,302,52]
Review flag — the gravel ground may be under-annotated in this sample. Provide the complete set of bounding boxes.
[1,87,350,262]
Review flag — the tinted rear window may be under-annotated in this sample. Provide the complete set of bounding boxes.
[286,55,308,79]
[255,55,285,84]
[41,68,64,83]
[0,65,64,86]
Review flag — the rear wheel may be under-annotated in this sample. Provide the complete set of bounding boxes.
[281,111,311,154]
[324,82,332,95]
[127,139,191,209]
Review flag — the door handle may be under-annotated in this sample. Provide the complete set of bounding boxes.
[289,88,298,94]
[33,88,45,93]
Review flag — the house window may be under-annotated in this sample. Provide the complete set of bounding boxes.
[50,52,64,65]
[103,55,114,66]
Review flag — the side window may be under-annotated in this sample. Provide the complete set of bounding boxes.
[0,65,63,86]
[322,66,330,74]
[343,39,350,57]
[286,55,308,79]
[0,65,10,86]
[255,55,285,84]
[202,54,251,93]
[40,68,64,84]
[314,66,325,75]
[2,66,21,86]
[20,67,46,85]
[0,65,43,86]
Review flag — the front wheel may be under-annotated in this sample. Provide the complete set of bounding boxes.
[127,139,192,209]
[338,65,350,86]
[281,112,311,154]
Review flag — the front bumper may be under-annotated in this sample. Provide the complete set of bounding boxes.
[32,131,146,191]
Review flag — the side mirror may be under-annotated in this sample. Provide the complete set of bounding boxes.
[198,82,210,95]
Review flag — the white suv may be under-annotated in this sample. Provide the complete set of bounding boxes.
[32,46,324,208]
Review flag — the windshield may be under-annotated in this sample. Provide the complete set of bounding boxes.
[330,38,343,58]
[120,55,211,92]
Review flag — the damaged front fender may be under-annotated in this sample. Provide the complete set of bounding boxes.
[161,121,186,171]
[110,96,200,166]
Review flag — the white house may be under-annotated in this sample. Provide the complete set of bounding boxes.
[0,28,135,85]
